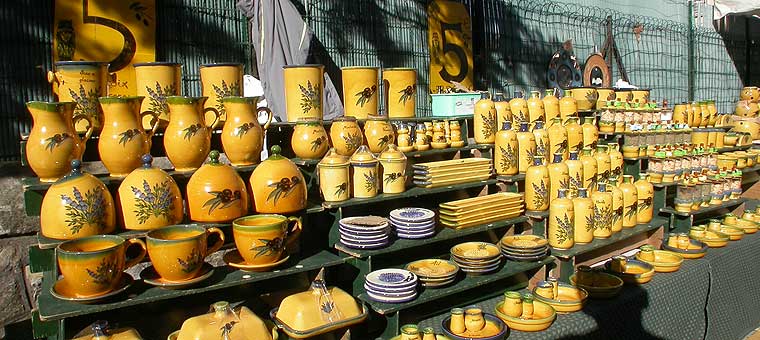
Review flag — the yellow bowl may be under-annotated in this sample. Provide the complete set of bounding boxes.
[661,238,708,259]
[494,300,556,332]
[500,235,548,249]
[450,242,501,260]
[532,283,588,313]
[607,259,655,284]
[569,272,624,299]
[723,217,759,234]
[717,225,745,241]
[635,250,684,273]
[691,230,729,248]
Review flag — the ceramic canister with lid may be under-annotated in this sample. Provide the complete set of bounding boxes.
[350,145,379,198]
[187,151,249,222]
[118,155,183,230]
[318,148,350,202]
[378,144,407,194]
[250,145,308,213]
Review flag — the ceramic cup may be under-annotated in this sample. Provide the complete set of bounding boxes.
[502,291,523,318]
[57,235,146,297]
[146,225,225,282]
[232,214,302,265]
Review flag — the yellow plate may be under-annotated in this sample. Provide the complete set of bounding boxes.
[718,225,745,240]
[608,260,655,284]
[439,193,523,211]
[224,250,290,272]
[661,239,708,259]
[413,157,491,169]
[494,300,556,332]
[414,164,493,176]
[722,218,759,234]
[414,169,494,182]
[532,284,588,313]
[439,206,524,224]
[440,211,524,229]
[438,201,524,219]
[569,272,624,299]
[450,242,501,260]
[691,230,729,248]
[405,259,460,279]
[500,235,549,249]
[415,174,492,188]
[635,250,684,273]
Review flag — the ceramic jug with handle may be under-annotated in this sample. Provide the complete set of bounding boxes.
[165,96,220,171]
[47,61,109,132]
[221,96,273,166]
[98,96,159,177]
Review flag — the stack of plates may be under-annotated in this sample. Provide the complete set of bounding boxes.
[438,193,524,229]
[500,235,550,262]
[450,242,502,275]
[406,259,460,288]
[390,207,436,239]
[339,216,391,249]
[413,158,493,188]
[364,269,418,303]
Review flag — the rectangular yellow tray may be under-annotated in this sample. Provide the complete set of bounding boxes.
[439,205,524,224]
[440,210,525,229]
[413,164,493,176]
[413,158,491,170]
[414,169,493,182]
[414,174,492,188]
[439,192,523,211]
[438,201,524,219]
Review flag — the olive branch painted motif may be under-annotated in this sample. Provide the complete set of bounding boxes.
[384,172,403,185]
[234,122,257,138]
[267,176,302,206]
[334,183,347,197]
[118,128,142,146]
[311,135,327,151]
[182,123,204,140]
[398,85,415,105]
[251,237,285,258]
[203,189,242,214]
[44,133,71,151]
[355,85,377,107]
[638,196,653,212]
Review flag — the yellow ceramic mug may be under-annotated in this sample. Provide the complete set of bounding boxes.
[232,214,302,265]
[146,225,224,282]
[342,66,379,119]
[133,62,182,129]
[57,235,146,297]
[283,64,325,122]
[200,63,244,128]
[47,61,109,132]
[383,68,417,118]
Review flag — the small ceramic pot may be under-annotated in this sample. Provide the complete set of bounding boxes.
[342,66,379,119]
[25,101,92,182]
[474,93,497,144]
[57,235,146,297]
[146,224,224,282]
[221,96,273,166]
[449,308,466,334]
[378,144,407,194]
[133,62,182,129]
[318,148,351,202]
[232,214,302,265]
[98,96,158,177]
[364,115,396,153]
[570,87,597,111]
[165,96,219,171]
[383,68,417,118]
[47,61,109,132]
[350,145,379,198]
[330,116,364,156]
[118,155,183,230]
[250,146,308,214]
[40,160,116,240]
[292,118,329,159]
[200,63,244,128]
[464,308,486,333]
[187,151,249,222]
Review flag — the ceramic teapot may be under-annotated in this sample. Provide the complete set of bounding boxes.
[118,155,183,230]
[25,101,92,182]
[187,151,249,222]
[317,148,350,202]
[250,145,307,214]
[221,96,273,165]
[98,96,159,177]
[40,160,115,240]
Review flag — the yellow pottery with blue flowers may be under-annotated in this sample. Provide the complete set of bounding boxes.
[199,63,243,128]
[283,64,325,122]
[118,155,183,231]
[134,62,182,129]
[47,61,109,132]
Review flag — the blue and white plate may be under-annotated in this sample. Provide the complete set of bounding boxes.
[365,278,418,293]
[366,290,417,303]
[390,218,435,228]
[339,222,390,233]
[390,208,435,223]
[366,269,418,288]
[339,225,390,236]
[392,220,436,230]
[340,232,389,243]
[339,239,389,249]
[364,284,416,296]
[397,231,436,239]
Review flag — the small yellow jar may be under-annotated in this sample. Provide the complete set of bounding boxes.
[378,144,407,194]
[329,116,363,156]
[317,148,350,202]
[364,115,396,153]
[350,145,379,198]
[502,291,523,318]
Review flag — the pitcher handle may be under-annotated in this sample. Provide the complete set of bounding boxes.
[73,114,94,144]
[203,107,220,130]
[205,227,226,256]
[140,110,160,137]
[257,106,274,131]
[123,238,147,270]
[47,71,60,96]
[284,216,303,250]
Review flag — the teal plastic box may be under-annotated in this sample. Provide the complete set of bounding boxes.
[430,93,480,117]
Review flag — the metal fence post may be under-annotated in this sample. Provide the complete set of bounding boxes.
[688,0,695,101]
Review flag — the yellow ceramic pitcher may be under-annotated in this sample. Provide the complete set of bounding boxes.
[342,66,379,119]
[200,63,243,128]
[98,96,159,177]
[165,96,220,171]
[221,96,273,166]
[25,101,92,182]
[133,62,182,129]
[284,64,325,122]
[383,68,417,118]
[47,61,109,132]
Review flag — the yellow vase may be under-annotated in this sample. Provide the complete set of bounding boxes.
[543,89,559,127]
[509,92,529,125]
[133,62,182,129]
[364,115,396,153]
[673,103,688,124]
[596,89,615,110]
[525,156,549,211]
[608,178,623,233]
[517,122,537,173]
[318,148,351,202]
[573,188,594,244]
[25,101,92,182]
[547,117,569,161]
[571,87,597,111]
[580,147,598,193]
[383,68,417,118]
[199,63,243,128]
[379,144,407,194]
[47,61,109,132]
[292,118,329,160]
[98,96,158,177]
[449,308,466,335]
[635,173,655,223]
[165,97,219,171]
[549,189,574,249]
[494,93,512,131]
[494,121,519,175]
[527,91,545,127]
[222,97,273,165]
[40,160,115,240]
[118,155,183,230]
[566,150,584,197]
[591,182,613,238]
[547,153,569,203]
[342,66,379,119]
[187,151,249,222]
[620,175,639,228]
[691,102,702,128]
[533,120,550,164]
[474,93,497,144]
[501,292,523,318]
[564,116,584,154]
[607,143,624,179]
[595,145,611,181]
[250,146,308,214]
[581,117,598,150]
[559,90,577,122]
[350,145,379,198]
[329,116,364,156]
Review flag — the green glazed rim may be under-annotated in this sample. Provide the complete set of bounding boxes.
[221,96,261,104]
[166,96,208,104]
[98,96,144,104]
[146,224,206,244]
[57,235,125,259]
[233,214,288,232]
[26,101,76,111]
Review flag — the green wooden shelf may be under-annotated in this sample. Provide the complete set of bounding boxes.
[496,174,526,182]
[652,181,677,188]
[550,217,668,260]
[334,216,529,258]
[718,145,751,152]
[525,210,549,219]
[356,257,553,314]
[659,198,747,217]
[37,250,343,321]
[741,164,760,173]
[322,179,498,209]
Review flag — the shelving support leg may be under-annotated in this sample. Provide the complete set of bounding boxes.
[382,312,400,339]
[671,215,694,233]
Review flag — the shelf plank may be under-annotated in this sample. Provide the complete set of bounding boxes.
[404,143,492,158]
[496,174,526,183]
[652,181,677,188]
[659,198,746,217]
[37,250,344,321]
[334,216,529,258]
[357,257,553,314]
[550,217,668,260]
[323,179,498,209]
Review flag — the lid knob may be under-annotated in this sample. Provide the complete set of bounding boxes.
[270,145,282,156]
[141,154,153,168]
[208,150,220,164]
